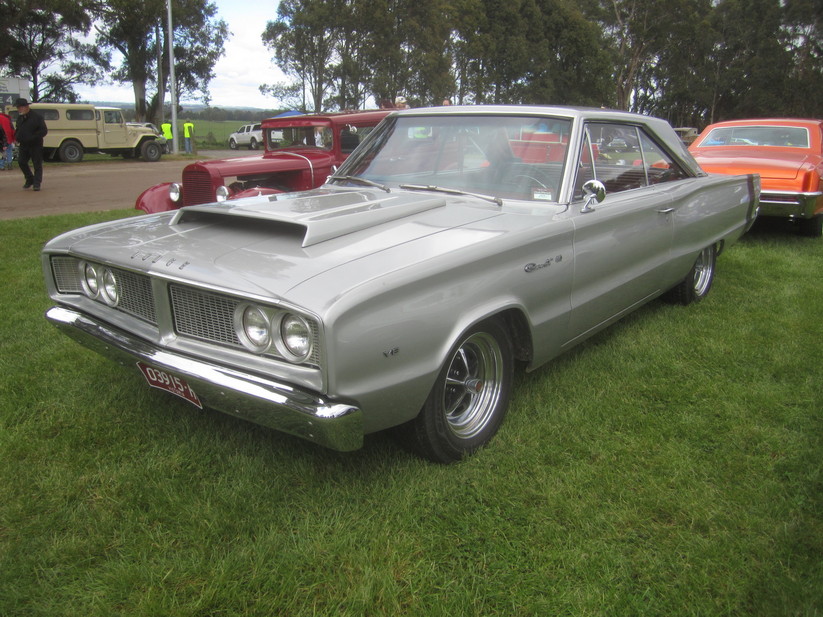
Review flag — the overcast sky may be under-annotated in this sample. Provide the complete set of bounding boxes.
[75,0,286,109]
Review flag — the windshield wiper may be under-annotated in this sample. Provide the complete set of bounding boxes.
[327,175,391,193]
[399,183,503,206]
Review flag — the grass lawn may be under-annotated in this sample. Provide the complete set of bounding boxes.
[0,212,821,616]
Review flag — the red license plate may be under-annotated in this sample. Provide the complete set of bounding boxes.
[137,362,202,409]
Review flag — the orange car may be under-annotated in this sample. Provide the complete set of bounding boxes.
[690,118,823,237]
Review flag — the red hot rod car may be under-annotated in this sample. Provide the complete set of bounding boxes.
[135,110,390,214]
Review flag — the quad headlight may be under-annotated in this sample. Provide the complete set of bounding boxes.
[80,261,120,307]
[279,314,312,361]
[234,303,314,363]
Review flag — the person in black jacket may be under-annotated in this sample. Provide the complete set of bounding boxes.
[14,98,48,191]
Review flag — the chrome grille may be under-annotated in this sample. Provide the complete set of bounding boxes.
[182,169,215,206]
[51,256,320,367]
[50,256,156,324]
[52,257,83,292]
[170,285,241,346]
[116,270,157,323]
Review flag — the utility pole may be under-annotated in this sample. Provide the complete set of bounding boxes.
[167,0,178,154]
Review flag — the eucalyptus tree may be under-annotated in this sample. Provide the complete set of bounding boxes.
[94,0,228,122]
[262,0,338,112]
[1,0,104,102]
[708,0,792,121]
[4,3,108,102]
[782,0,823,116]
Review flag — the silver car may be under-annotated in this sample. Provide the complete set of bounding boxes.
[43,106,760,463]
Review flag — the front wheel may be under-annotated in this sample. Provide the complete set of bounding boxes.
[229,138,238,150]
[663,244,717,305]
[140,140,162,162]
[404,319,514,463]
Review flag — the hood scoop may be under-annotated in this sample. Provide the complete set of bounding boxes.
[170,189,447,247]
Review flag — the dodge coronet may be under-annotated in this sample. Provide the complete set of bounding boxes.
[43,106,760,463]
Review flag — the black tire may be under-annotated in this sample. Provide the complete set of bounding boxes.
[58,140,84,163]
[229,138,238,150]
[140,140,162,162]
[798,215,822,238]
[663,244,717,305]
[405,319,514,463]
[249,138,259,150]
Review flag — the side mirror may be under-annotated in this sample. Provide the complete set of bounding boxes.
[581,179,606,213]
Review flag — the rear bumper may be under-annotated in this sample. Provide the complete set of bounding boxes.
[759,191,822,219]
[46,306,363,451]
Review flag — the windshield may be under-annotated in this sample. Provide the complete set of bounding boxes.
[267,126,333,151]
[701,125,810,148]
[334,114,573,202]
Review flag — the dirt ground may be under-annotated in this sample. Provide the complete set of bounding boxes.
[0,150,254,220]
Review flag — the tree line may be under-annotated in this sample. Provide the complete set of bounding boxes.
[2,0,822,129]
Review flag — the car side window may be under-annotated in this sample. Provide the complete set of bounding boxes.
[638,131,689,185]
[573,123,688,200]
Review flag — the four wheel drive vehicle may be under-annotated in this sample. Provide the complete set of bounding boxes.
[136,110,390,213]
[45,106,760,463]
[228,123,262,150]
[690,118,823,237]
[8,103,164,163]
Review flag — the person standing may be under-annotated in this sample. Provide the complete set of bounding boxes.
[183,120,194,154]
[161,121,173,153]
[0,110,14,170]
[14,98,48,191]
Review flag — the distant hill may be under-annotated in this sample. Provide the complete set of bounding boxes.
[83,100,274,113]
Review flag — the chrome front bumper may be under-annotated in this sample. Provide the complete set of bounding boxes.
[46,306,363,451]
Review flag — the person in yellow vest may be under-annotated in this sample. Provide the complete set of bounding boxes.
[160,122,172,153]
[183,120,195,154]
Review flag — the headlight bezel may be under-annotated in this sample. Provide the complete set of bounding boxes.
[233,303,315,363]
[277,313,313,363]
[79,261,120,307]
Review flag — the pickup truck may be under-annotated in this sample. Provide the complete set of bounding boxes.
[136,110,390,213]
[228,123,263,150]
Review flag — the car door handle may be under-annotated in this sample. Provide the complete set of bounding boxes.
[657,207,675,214]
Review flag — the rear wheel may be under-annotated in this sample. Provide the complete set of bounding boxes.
[405,319,513,463]
[249,138,259,150]
[663,244,716,305]
[58,140,83,163]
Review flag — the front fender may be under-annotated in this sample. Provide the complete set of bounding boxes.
[135,182,176,213]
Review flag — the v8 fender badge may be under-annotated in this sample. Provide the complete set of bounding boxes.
[524,255,562,273]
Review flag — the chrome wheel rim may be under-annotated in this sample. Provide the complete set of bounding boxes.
[693,247,714,296]
[442,332,504,439]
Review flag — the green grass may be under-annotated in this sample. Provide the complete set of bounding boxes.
[1,214,821,616]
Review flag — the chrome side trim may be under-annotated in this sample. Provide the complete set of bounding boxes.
[46,306,363,452]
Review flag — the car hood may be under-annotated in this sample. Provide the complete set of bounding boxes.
[189,149,335,178]
[691,147,818,180]
[51,188,505,301]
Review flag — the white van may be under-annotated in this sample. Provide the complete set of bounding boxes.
[8,103,164,163]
